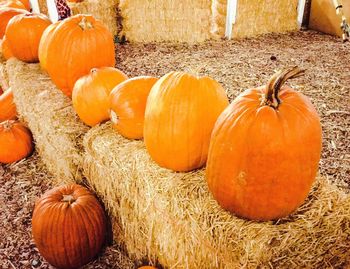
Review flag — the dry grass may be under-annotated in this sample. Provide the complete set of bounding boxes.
[84,122,350,268]
[6,59,89,184]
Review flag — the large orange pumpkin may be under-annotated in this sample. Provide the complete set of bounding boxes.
[39,14,116,97]
[0,88,17,121]
[0,0,26,9]
[5,13,51,63]
[18,0,30,10]
[206,67,322,221]
[32,184,107,269]
[144,71,229,172]
[72,67,128,127]
[1,36,13,60]
[109,76,158,140]
[0,120,33,163]
[38,21,60,71]
[0,7,28,38]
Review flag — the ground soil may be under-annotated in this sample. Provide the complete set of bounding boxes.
[0,31,349,268]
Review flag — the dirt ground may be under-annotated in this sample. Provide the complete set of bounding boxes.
[0,31,349,268]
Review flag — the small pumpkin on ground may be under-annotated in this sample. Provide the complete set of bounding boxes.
[109,76,158,139]
[72,67,128,127]
[1,36,13,60]
[206,67,322,221]
[0,88,17,121]
[32,184,107,269]
[0,7,28,38]
[39,14,116,97]
[0,120,33,163]
[5,13,51,63]
[144,71,229,172]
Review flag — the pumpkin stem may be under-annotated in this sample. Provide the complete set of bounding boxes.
[78,16,93,30]
[264,66,305,109]
[2,120,13,131]
[62,194,76,204]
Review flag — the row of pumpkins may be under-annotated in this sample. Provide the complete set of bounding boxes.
[0,3,322,268]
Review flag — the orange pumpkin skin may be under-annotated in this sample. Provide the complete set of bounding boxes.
[32,184,107,269]
[39,14,116,97]
[109,76,158,140]
[18,0,30,10]
[1,36,13,60]
[144,72,229,172]
[6,13,51,63]
[38,21,60,71]
[1,0,26,9]
[0,7,28,38]
[72,67,128,127]
[206,67,322,221]
[0,88,17,121]
[0,120,33,163]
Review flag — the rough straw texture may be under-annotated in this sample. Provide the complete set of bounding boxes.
[84,122,350,268]
[0,52,9,90]
[211,0,227,38]
[119,0,212,43]
[231,0,299,38]
[6,59,89,184]
[68,0,119,37]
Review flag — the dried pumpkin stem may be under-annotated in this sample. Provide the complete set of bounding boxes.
[78,17,93,30]
[264,66,305,109]
[2,120,13,131]
[62,194,76,204]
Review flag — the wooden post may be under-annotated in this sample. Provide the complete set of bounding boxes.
[225,0,238,39]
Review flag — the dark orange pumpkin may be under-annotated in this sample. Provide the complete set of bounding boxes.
[32,184,107,269]
[1,36,13,60]
[109,76,158,139]
[0,120,33,163]
[39,14,116,97]
[0,88,17,121]
[144,71,229,172]
[206,67,322,221]
[72,67,128,126]
[0,7,28,38]
[5,13,51,63]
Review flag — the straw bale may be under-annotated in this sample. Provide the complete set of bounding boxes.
[83,122,350,268]
[119,0,212,43]
[231,0,299,39]
[38,0,48,15]
[68,0,119,37]
[211,0,227,38]
[6,58,89,184]
[0,48,9,90]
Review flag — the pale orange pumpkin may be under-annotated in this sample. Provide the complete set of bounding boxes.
[18,0,30,10]
[0,88,17,121]
[38,21,60,71]
[144,71,229,172]
[72,67,128,127]
[5,13,51,63]
[39,14,116,97]
[0,120,33,163]
[1,36,13,60]
[206,67,322,221]
[109,76,158,139]
[0,7,28,38]
[32,184,107,269]
[0,0,26,9]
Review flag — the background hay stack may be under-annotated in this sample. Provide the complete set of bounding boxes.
[211,0,227,38]
[84,122,350,268]
[68,0,119,37]
[0,50,9,90]
[119,0,212,43]
[6,59,89,184]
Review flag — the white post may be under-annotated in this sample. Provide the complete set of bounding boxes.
[297,0,307,28]
[46,0,59,23]
[29,0,40,13]
[225,0,238,39]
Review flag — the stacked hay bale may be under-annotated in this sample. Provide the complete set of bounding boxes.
[119,0,212,43]
[84,122,350,268]
[68,0,119,37]
[211,0,227,38]
[6,59,89,184]
[0,52,9,90]
[38,0,48,15]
